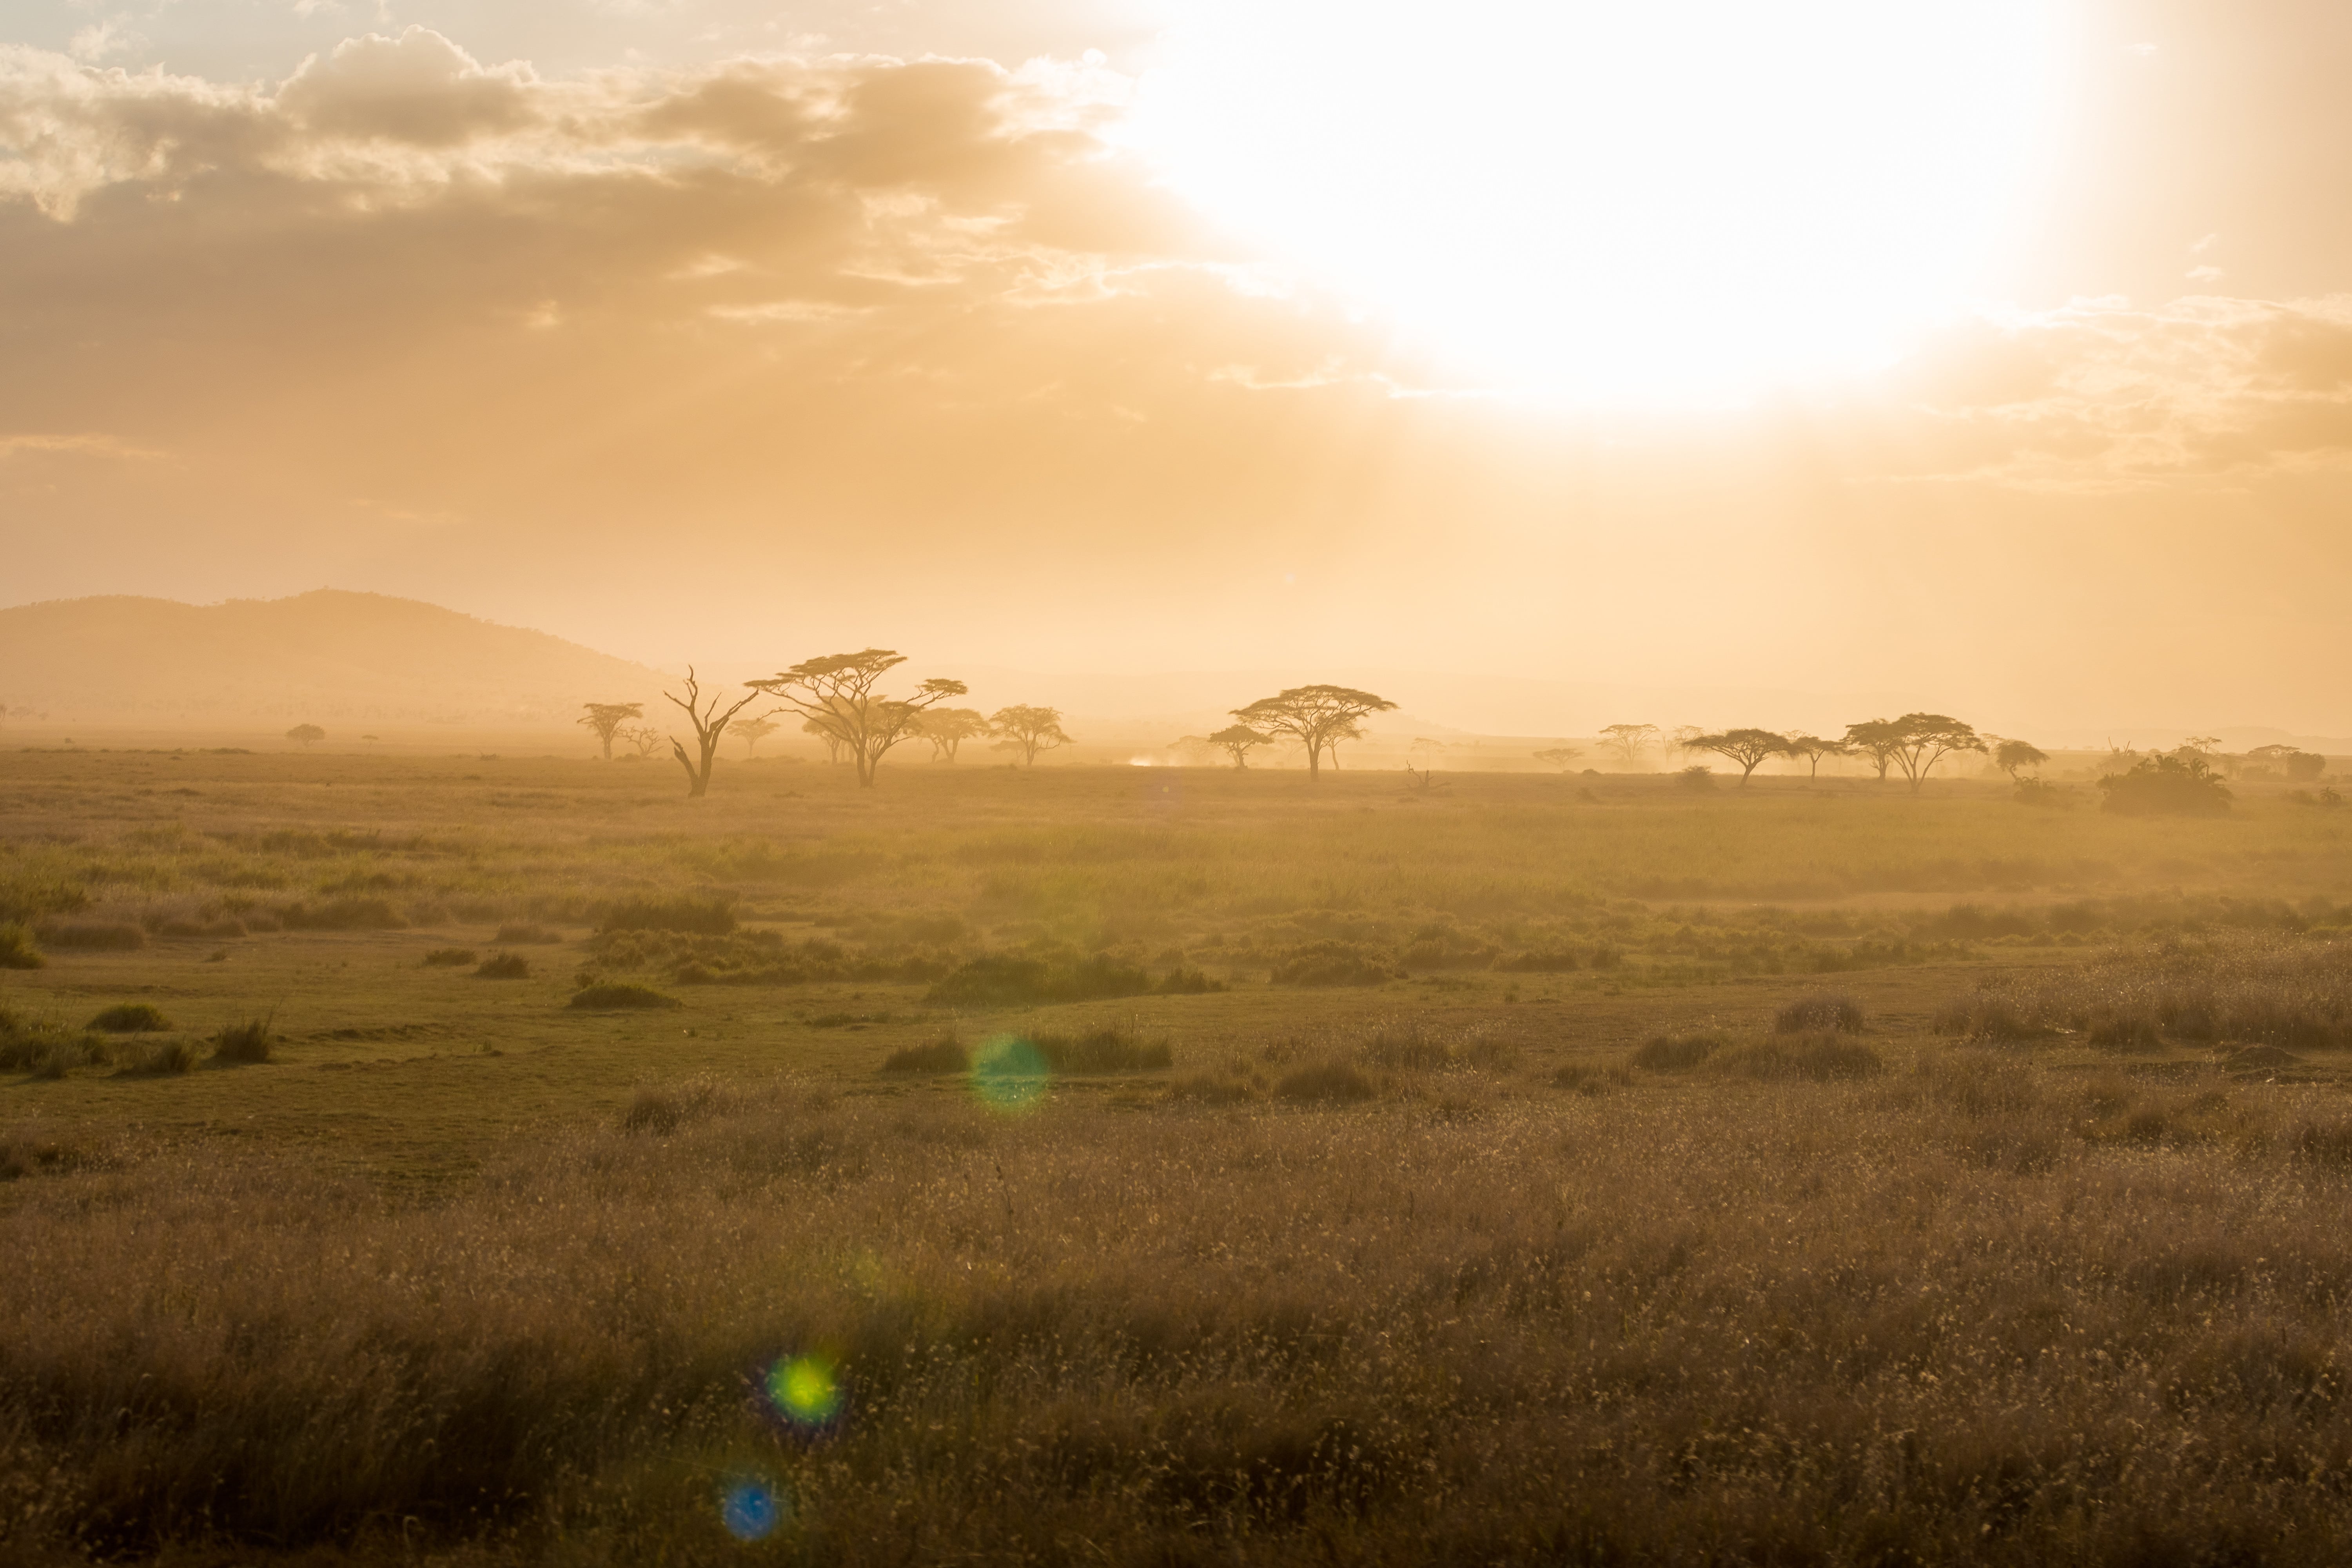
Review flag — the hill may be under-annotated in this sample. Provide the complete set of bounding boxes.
[0,591,671,730]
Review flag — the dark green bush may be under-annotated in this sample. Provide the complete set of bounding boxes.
[89,1003,171,1033]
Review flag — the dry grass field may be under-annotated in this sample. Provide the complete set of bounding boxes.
[8,747,2352,1564]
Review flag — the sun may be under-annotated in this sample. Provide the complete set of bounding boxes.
[1130,0,2060,403]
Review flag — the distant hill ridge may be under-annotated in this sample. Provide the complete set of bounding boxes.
[0,591,669,726]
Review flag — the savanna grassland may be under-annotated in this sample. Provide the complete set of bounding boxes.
[9,747,2352,1565]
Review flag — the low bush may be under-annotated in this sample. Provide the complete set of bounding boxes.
[1493,949,1582,972]
[2013,778,2073,809]
[476,953,532,980]
[154,916,247,940]
[2099,753,2232,817]
[599,897,736,936]
[1677,765,1716,791]
[1631,1033,1724,1071]
[1,1018,109,1076]
[422,948,478,967]
[1028,1028,1174,1074]
[88,1003,171,1033]
[118,1039,198,1077]
[0,923,44,969]
[209,1018,274,1064]
[496,923,563,945]
[619,1078,730,1135]
[1714,1034,1885,1082]
[36,920,146,951]
[1275,1060,1378,1102]
[1773,991,1865,1034]
[567,984,681,1011]
[880,1037,971,1074]
[274,898,407,931]
[1154,966,1226,994]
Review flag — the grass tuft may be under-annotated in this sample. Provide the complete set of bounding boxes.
[1630,1033,1724,1071]
[208,1018,274,1064]
[1773,991,1866,1034]
[880,1036,970,1074]
[475,952,532,979]
[422,947,478,967]
[0,922,42,969]
[567,983,681,1011]
[88,1002,171,1033]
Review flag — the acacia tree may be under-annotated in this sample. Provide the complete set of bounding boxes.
[1666,725,1705,766]
[803,715,847,764]
[749,650,966,787]
[1207,724,1270,768]
[664,668,764,798]
[286,724,325,748]
[1781,733,1848,779]
[1841,718,1907,782]
[1684,728,1789,785]
[1994,739,2049,780]
[1533,746,1583,771]
[578,702,642,760]
[989,705,1072,766]
[1875,712,1987,793]
[730,715,780,757]
[1596,724,1657,770]
[915,707,990,762]
[1231,686,1396,780]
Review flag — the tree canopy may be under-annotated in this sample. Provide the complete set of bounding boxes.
[1230,686,1396,780]
[1682,728,1789,784]
[577,702,642,761]
[1846,713,1986,793]
[914,706,991,762]
[1596,724,1657,769]
[285,724,324,748]
[2099,752,2234,817]
[1207,725,1270,768]
[748,650,966,787]
[1533,746,1583,771]
[1780,733,1847,778]
[990,705,1073,766]
[1994,739,2049,779]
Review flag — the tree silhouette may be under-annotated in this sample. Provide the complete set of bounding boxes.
[1207,724,1270,768]
[990,705,1072,766]
[1666,725,1705,765]
[1231,686,1396,780]
[915,706,990,762]
[729,715,780,757]
[1841,718,1906,782]
[578,702,642,761]
[1683,728,1789,784]
[1994,739,2049,780]
[1596,724,1657,770]
[802,715,847,764]
[1533,746,1583,771]
[1780,733,1848,779]
[663,667,763,798]
[619,723,665,759]
[285,724,325,748]
[1864,713,1987,793]
[749,650,966,788]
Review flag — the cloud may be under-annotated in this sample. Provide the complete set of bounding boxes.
[277,27,536,146]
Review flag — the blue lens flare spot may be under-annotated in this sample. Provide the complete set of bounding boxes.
[719,1477,784,1541]
[766,1353,844,1426]
[972,1036,1050,1110]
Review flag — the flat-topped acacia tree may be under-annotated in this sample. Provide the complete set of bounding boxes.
[989,705,1072,766]
[749,650,966,787]
[1845,713,1987,793]
[1230,685,1396,780]
[915,706,990,762]
[1684,728,1791,785]
[578,702,642,760]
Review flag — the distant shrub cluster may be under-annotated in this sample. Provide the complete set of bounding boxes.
[1935,932,2352,1051]
[926,954,1153,1007]
[2098,753,2234,817]
[598,897,736,935]
[567,983,680,1011]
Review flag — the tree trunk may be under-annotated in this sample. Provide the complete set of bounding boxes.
[1305,738,1321,780]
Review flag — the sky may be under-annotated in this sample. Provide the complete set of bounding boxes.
[4,0,2352,735]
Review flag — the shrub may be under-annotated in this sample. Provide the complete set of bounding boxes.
[1,1018,108,1075]
[1677,765,1716,791]
[1715,1035,1886,1082]
[1932,991,2053,1042]
[2013,778,2072,809]
[620,1079,729,1135]
[119,1039,198,1077]
[1275,1060,1377,1102]
[2098,753,2232,817]
[567,983,681,1011]
[1631,1033,1724,1071]
[88,1003,171,1033]
[496,923,564,945]
[36,920,146,951]
[599,897,736,935]
[1552,1063,1630,1096]
[880,1037,971,1074]
[1773,991,1865,1034]
[209,1019,274,1064]
[275,898,407,931]
[1493,949,1581,972]
[1154,966,1226,994]
[476,953,532,979]
[926,953,1151,1007]
[423,947,478,967]
[0,923,43,969]
[1028,1028,1174,1073]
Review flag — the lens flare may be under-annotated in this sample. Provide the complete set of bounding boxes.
[972,1036,1051,1111]
[719,1477,785,1541]
[766,1354,844,1427]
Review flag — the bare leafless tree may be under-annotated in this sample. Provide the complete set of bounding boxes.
[664,667,764,798]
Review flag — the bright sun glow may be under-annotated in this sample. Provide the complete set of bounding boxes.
[1131,0,2059,402]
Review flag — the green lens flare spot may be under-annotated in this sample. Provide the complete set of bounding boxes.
[972,1036,1051,1110]
[768,1354,843,1424]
